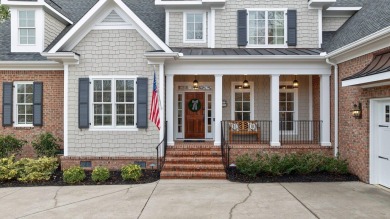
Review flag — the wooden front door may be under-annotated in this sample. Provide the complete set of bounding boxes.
[185,92,205,139]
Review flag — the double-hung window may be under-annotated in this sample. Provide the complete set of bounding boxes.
[14,82,34,126]
[279,85,297,131]
[91,78,136,129]
[248,9,286,46]
[184,12,206,43]
[18,10,36,45]
[232,82,254,121]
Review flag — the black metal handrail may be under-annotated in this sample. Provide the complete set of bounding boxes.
[280,120,322,145]
[221,120,272,144]
[156,121,168,171]
[221,121,230,171]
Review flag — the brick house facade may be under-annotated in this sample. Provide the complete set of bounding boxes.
[0,70,64,157]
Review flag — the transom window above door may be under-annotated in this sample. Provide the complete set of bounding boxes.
[247,9,286,46]
[184,12,206,43]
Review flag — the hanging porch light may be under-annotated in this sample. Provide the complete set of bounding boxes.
[293,75,299,88]
[193,76,199,90]
[243,75,249,88]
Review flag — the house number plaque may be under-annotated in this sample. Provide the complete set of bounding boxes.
[188,99,201,112]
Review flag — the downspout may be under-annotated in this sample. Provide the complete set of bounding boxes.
[326,58,338,157]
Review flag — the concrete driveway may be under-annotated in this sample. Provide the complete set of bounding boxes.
[0,181,389,219]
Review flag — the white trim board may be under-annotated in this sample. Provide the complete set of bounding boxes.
[342,71,390,87]
[48,0,172,53]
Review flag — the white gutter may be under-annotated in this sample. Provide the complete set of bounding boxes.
[0,61,63,70]
[63,63,69,156]
[326,58,338,157]
[326,26,390,59]
[41,52,80,64]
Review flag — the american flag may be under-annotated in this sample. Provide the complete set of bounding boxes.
[149,71,160,130]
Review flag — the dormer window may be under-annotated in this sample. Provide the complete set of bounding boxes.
[10,7,43,52]
[184,12,206,43]
[18,10,36,45]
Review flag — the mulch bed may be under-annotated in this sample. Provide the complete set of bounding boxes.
[227,168,359,183]
[0,169,160,187]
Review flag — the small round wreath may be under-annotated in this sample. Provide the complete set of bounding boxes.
[188,98,201,112]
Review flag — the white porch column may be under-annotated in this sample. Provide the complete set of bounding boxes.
[320,74,331,146]
[158,64,165,142]
[270,74,281,146]
[214,74,223,146]
[166,74,175,146]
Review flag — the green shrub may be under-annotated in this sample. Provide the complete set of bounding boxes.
[15,157,58,182]
[92,166,110,182]
[0,155,18,181]
[236,154,262,178]
[32,132,62,157]
[121,164,142,181]
[63,166,86,184]
[0,135,26,158]
[322,157,349,174]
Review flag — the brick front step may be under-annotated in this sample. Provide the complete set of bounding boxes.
[160,171,226,179]
[164,164,225,171]
[165,157,222,164]
[166,150,222,157]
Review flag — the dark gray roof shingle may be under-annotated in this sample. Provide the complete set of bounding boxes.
[326,0,390,52]
[331,0,365,7]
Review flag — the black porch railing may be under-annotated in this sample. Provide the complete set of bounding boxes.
[221,120,272,144]
[156,121,168,171]
[280,120,322,145]
[221,121,230,171]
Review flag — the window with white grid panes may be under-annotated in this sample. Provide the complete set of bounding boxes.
[18,10,35,45]
[279,85,297,131]
[177,94,183,134]
[207,94,212,133]
[15,82,34,125]
[234,85,251,121]
[248,10,286,46]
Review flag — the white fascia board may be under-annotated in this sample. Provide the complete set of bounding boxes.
[114,0,172,52]
[43,2,73,24]
[326,26,390,62]
[144,52,180,58]
[48,0,109,53]
[0,61,63,70]
[326,7,362,11]
[342,71,390,87]
[177,55,326,61]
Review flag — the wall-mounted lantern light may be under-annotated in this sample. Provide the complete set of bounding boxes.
[352,103,362,119]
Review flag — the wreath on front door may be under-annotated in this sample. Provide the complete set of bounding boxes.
[188,99,201,112]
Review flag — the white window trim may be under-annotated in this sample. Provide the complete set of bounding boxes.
[183,11,207,44]
[88,76,139,131]
[13,81,34,128]
[246,8,288,48]
[279,81,299,135]
[10,7,44,52]
[230,81,255,120]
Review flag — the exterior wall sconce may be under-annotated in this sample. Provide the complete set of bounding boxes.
[222,99,228,108]
[293,75,299,88]
[352,103,362,119]
[243,75,249,88]
[193,76,199,90]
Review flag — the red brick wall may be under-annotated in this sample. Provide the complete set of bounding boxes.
[0,70,64,158]
[338,48,390,183]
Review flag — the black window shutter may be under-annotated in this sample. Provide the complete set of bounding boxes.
[2,82,13,126]
[33,82,43,126]
[137,78,148,129]
[287,10,297,46]
[79,78,90,129]
[237,10,248,47]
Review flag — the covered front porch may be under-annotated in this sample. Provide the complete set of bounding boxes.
[164,73,331,147]
[146,48,332,149]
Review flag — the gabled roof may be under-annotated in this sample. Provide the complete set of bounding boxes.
[0,0,166,61]
[325,0,390,52]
